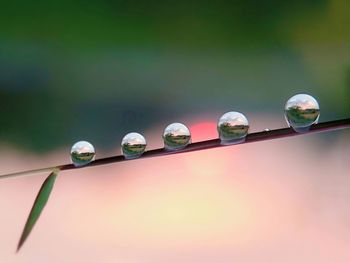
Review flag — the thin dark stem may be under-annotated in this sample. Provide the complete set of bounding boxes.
[1,118,349,179]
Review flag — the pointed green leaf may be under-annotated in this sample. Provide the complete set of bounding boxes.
[17,169,59,252]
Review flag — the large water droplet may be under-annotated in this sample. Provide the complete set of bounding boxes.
[121,132,147,159]
[284,94,320,133]
[217,111,249,144]
[163,123,191,150]
[71,141,96,167]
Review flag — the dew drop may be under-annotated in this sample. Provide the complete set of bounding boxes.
[284,94,320,133]
[70,141,96,167]
[163,123,191,150]
[217,111,249,145]
[121,132,147,159]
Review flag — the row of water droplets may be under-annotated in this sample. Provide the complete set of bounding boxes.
[70,93,320,167]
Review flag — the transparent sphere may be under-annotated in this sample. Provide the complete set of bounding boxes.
[284,94,320,133]
[217,111,249,144]
[70,141,96,167]
[121,132,147,159]
[163,123,191,150]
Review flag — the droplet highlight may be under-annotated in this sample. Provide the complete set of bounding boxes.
[284,94,320,133]
[121,132,147,159]
[70,141,96,167]
[217,111,249,144]
[163,123,191,150]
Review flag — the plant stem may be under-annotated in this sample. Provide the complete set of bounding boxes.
[1,118,349,180]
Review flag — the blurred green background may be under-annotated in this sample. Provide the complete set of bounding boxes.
[1,0,349,152]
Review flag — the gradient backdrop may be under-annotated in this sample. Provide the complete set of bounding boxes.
[1,1,350,262]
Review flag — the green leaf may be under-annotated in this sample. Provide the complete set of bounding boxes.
[17,169,59,252]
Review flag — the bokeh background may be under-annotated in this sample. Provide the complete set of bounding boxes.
[1,1,350,262]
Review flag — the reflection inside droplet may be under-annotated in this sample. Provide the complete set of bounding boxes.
[70,141,96,167]
[163,123,191,150]
[284,94,320,133]
[217,111,249,145]
[121,132,147,159]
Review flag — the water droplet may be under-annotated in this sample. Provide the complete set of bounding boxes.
[163,123,191,150]
[217,111,249,144]
[121,132,147,159]
[264,128,270,132]
[284,94,320,133]
[71,141,95,167]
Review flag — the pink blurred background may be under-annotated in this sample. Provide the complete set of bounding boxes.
[1,114,349,262]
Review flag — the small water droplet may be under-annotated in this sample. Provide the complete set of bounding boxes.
[217,111,249,145]
[264,128,270,132]
[71,141,95,167]
[121,132,147,159]
[284,94,320,133]
[163,123,191,150]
